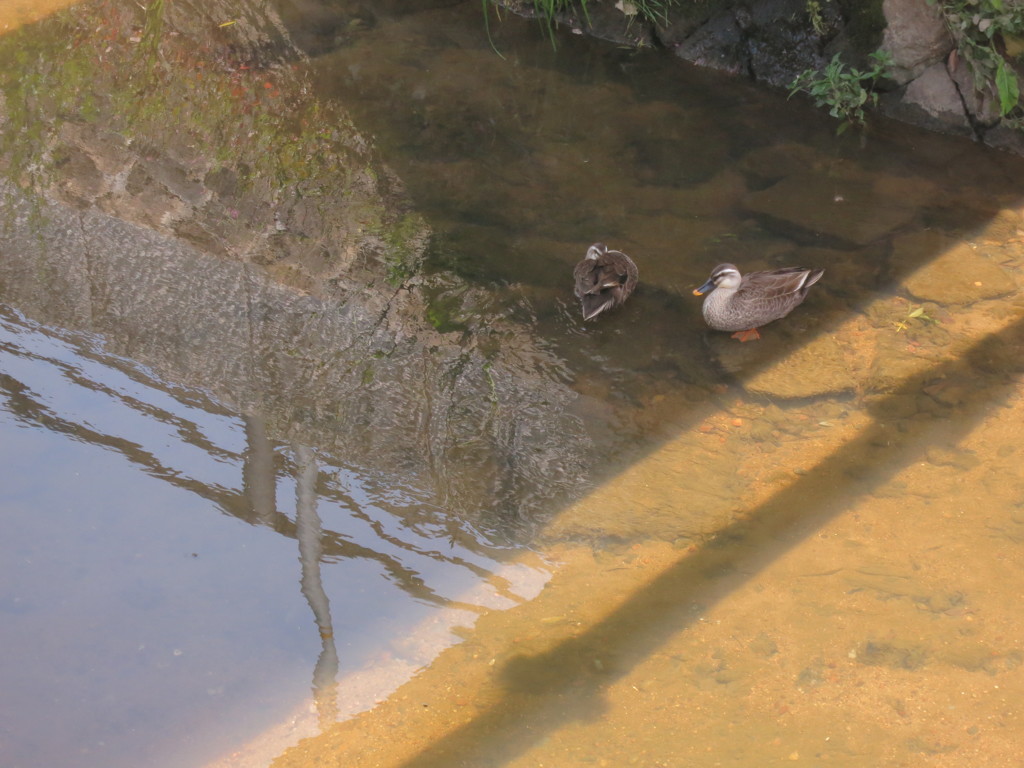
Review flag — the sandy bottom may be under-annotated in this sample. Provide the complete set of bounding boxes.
[259,286,1024,767]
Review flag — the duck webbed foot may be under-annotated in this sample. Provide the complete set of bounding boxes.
[730,328,761,342]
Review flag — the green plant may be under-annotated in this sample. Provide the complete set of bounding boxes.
[806,0,829,37]
[485,0,682,47]
[530,0,591,43]
[788,50,894,134]
[615,0,682,27]
[527,0,683,26]
[892,305,937,333]
[529,0,586,16]
[929,0,1024,118]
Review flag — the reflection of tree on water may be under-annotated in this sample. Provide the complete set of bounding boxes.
[292,443,339,725]
[241,415,341,719]
[0,305,514,605]
[243,415,278,526]
[3,304,558,741]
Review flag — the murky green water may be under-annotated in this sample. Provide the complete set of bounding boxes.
[1,2,1023,767]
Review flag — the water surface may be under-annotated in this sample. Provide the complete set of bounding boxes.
[0,305,543,768]
[1,1,1023,767]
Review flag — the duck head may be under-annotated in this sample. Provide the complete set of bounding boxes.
[693,263,741,296]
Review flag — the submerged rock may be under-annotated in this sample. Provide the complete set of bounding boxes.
[894,232,1017,305]
[743,173,918,247]
[737,143,827,186]
[740,334,857,399]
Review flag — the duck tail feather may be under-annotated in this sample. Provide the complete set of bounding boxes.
[804,268,825,288]
[581,295,613,321]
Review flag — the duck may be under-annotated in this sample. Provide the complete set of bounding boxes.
[573,243,638,321]
[692,263,824,342]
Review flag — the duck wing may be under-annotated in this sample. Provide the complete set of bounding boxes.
[573,249,639,320]
[573,254,620,294]
[574,251,638,296]
[737,267,823,301]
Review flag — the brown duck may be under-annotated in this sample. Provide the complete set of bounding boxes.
[573,243,638,321]
[693,263,824,341]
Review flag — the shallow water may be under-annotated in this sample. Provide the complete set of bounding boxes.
[1,1,1023,767]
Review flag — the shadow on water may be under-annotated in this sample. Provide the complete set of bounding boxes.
[1,0,1023,766]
